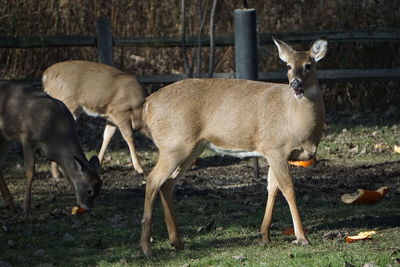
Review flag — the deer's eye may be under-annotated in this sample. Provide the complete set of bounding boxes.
[304,64,312,70]
[287,65,292,70]
[86,188,94,196]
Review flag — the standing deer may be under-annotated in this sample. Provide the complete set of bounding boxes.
[42,60,146,176]
[139,37,327,256]
[0,81,102,213]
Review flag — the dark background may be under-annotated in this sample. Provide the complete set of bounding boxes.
[0,0,399,110]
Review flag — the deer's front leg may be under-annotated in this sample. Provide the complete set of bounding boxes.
[0,140,14,210]
[98,123,117,165]
[0,172,15,210]
[260,166,279,243]
[267,155,309,245]
[23,145,35,213]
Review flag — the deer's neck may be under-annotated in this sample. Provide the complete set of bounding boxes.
[287,78,325,147]
[41,140,86,168]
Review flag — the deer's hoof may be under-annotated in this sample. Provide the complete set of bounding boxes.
[171,240,184,250]
[141,244,152,258]
[292,237,309,246]
[261,233,272,244]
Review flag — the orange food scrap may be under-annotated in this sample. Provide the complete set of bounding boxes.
[71,206,86,215]
[341,186,388,205]
[288,158,315,167]
[345,231,376,243]
[282,227,310,236]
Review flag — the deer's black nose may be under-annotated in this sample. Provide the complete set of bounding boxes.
[290,79,303,90]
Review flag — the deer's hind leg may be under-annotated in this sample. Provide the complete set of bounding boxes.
[140,141,205,257]
[159,142,206,250]
[112,112,143,174]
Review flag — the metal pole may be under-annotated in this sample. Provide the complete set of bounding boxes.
[234,8,260,178]
[96,17,113,66]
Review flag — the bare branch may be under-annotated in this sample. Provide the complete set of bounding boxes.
[208,0,218,77]
[194,0,209,77]
[180,0,192,77]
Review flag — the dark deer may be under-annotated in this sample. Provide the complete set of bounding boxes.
[0,81,102,213]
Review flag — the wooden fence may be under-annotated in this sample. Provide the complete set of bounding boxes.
[1,17,399,84]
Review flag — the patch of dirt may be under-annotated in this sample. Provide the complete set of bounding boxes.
[100,155,400,203]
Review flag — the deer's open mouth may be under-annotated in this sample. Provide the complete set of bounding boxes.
[293,88,304,99]
[290,79,304,99]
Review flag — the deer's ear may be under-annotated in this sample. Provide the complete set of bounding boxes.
[89,156,100,171]
[73,156,85,172]
[272,36,294,63]
[310,39,328,62]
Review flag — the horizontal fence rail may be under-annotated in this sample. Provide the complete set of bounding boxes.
[1,29,399,48]
[5,68,400,87]
[1,20,399,84]
[0,35,96,48]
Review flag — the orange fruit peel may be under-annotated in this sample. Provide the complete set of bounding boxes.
[288,158,315,167]
[345,231,376,243]
[71,206,86,215]
[341,186,388,205]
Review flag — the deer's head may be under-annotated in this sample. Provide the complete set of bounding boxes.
[272,37,327,99]
[67,156,102,210]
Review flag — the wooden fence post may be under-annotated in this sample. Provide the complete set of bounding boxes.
[234,8,260,178]
[96,17,113,66]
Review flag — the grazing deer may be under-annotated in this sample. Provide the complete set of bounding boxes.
[42,60,146,176]
[139,37,327,256]
[0,81,102,213]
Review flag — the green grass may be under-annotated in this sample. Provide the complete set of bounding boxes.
[1,107,400,266]
[1,192,399,266]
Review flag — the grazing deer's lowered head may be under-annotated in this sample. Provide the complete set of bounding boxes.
[139,37,327,256]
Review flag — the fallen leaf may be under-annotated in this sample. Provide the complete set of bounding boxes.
[345,231,377,243]
[341,187,388,205]
[71,206,86,215]
[374,143,390,152]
